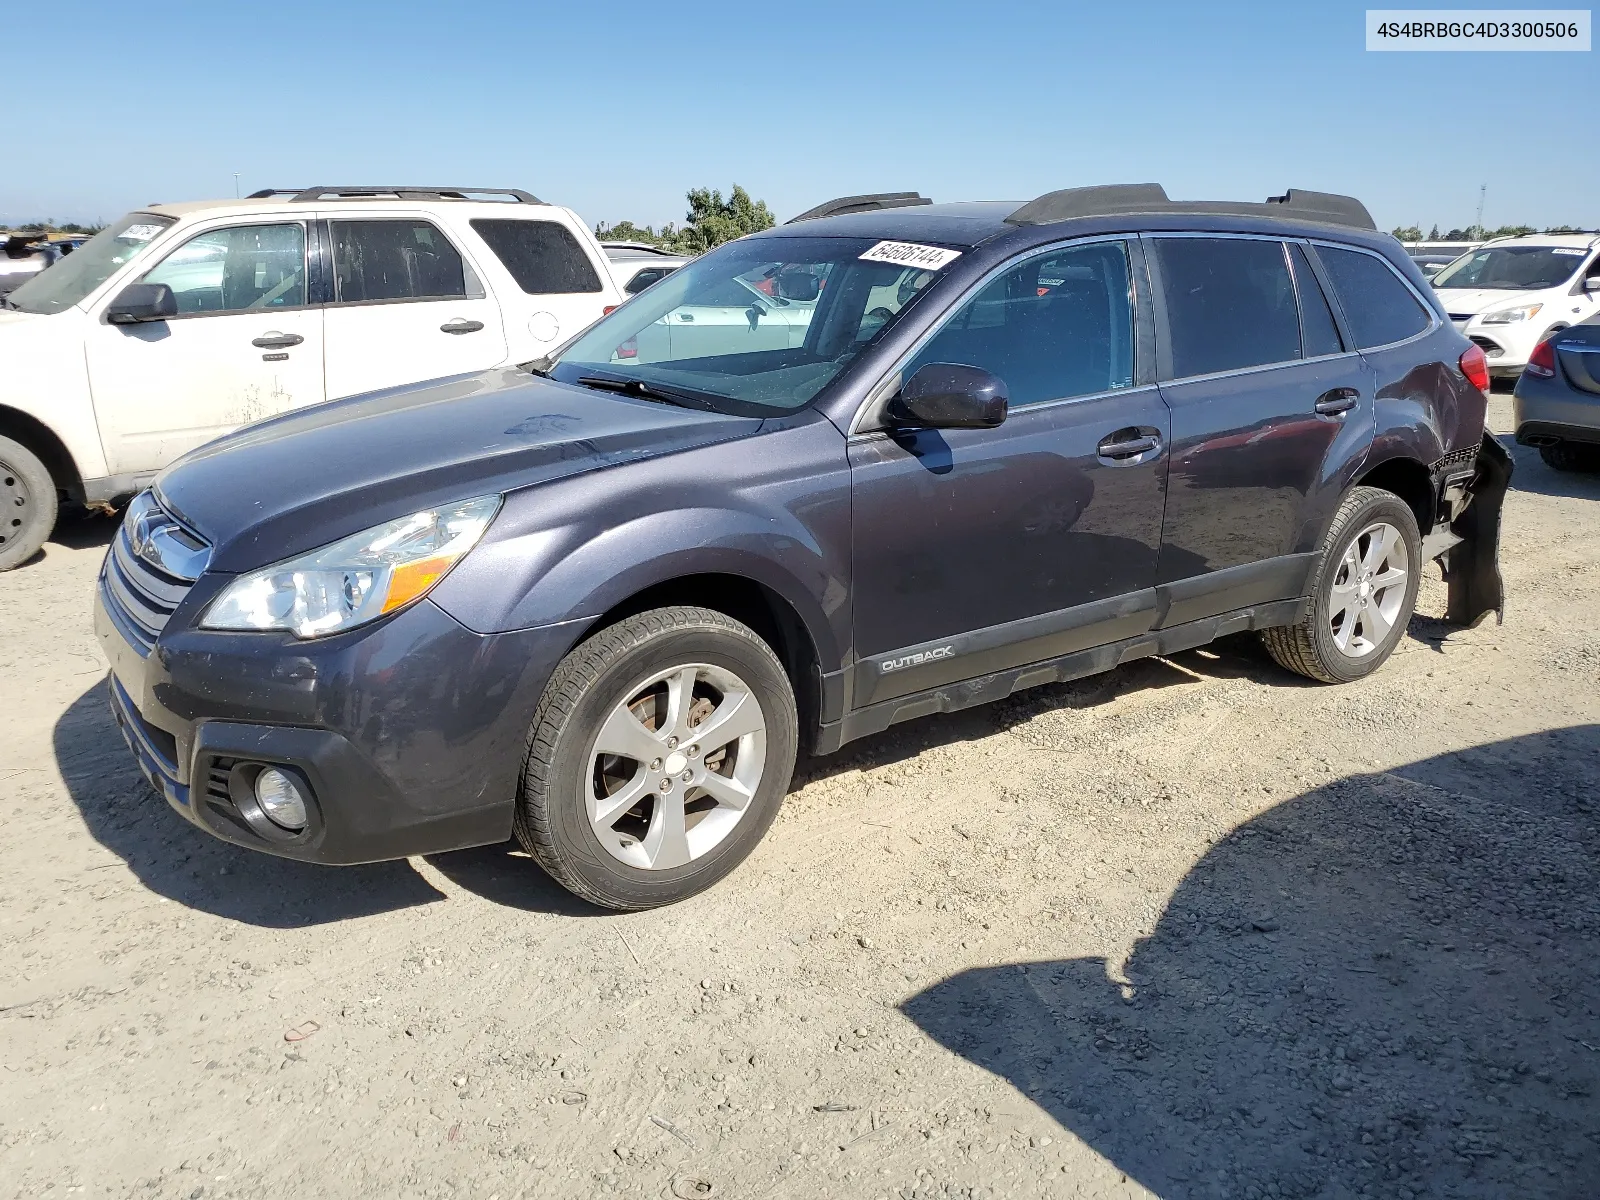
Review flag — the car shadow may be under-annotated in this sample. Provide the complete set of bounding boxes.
[901,726,1600,1198]
[1502,437,1600,502]
[48,508,120,551]
[53,681,447,927]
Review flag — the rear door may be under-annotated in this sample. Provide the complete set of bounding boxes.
[84,219,325,475]
[847,238,1171,708]
[467,216,617,360]
[321,216,507,399]
[1147,234,1374,624]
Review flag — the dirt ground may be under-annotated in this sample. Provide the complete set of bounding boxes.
[3,394,1598,1200]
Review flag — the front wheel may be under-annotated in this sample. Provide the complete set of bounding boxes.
[0,435,58,571]
[514,606,798,910]
[1261,486,1422,684]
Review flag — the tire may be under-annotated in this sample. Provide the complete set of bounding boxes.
[0,434,59,571]
[1539,442,1600,473]
[1261,486,1422,684]
[514,606,798,910]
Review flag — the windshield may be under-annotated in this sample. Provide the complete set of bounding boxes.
[1431,245,1588,292]
[550,235,948,416]
[4,213,175,314]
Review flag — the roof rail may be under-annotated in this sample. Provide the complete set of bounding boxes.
[1005,184,1375,231]
[247,186,544,204]
[786,192,932,224]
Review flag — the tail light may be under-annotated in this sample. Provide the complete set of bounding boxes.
[603,305,618,316]
[615,337,638,360]
[1459,344,1490,392]
[1525,336,1557,379]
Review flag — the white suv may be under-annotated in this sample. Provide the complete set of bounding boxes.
[0,186,623,568]
[1431,233,1600,379]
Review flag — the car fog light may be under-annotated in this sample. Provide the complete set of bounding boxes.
[255,767,308,831]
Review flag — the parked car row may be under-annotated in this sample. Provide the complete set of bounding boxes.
[87,183,1513,910]
[0,186,632,568]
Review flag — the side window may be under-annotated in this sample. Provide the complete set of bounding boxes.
[625,267,670,295]
[141,223,305,315]
[332,220,466,303]
[470,219,603,295]
[1314,245,1431,349]
[1288,243,1345,358]
[1153,237,1300,378]
[904,241,1135,407]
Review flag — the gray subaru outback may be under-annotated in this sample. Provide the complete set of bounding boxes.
[97,185,1510,909]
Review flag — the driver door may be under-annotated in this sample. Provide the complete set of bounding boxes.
[84,220,325,476]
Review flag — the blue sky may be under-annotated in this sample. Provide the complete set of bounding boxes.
[6,0,1595,232]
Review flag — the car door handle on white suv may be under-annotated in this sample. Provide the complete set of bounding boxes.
[251,333,304,349]
[440,319,486,335]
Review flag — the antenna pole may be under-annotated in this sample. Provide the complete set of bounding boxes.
[1475,183,1486,232]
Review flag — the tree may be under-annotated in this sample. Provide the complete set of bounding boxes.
[593,184,775,256]
[1488,224,1535,238]
[1428,225,1441,240]
[592,219,680,248]
[1391,225,1423,242]
[675,185,774,254]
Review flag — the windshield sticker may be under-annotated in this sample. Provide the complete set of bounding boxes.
[1551,247,1584,255]
[119,223,165,243]
[859,241,962,271]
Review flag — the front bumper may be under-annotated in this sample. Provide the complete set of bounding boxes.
[95,576,583,865]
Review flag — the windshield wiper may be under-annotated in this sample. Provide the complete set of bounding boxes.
[576,375,710,410]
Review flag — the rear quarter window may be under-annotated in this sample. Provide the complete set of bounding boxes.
[471,219,603,295]
[1315,246,1432,349]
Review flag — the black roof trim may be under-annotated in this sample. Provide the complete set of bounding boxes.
[786,192,932,224]
[246,186,544,204]
[1005,184,1375,231]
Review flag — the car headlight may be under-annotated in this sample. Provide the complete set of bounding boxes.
[1479,302,1543,325]
[202,496,501,638]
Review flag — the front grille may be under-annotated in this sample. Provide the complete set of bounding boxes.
[100,498,204,655]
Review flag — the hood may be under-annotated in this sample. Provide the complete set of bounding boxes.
[0,307,43,330]
[1434,287,1547,316]
[156,368,762,573]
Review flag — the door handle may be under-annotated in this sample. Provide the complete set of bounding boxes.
[251,332,303,349]
[440,319,485,335]
[1097,429,1161,460]
[1314,387,1360,416]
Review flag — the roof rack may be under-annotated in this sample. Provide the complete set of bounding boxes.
[786,192,932,224]
[246,186,544,204]
[1005,184,1375,231]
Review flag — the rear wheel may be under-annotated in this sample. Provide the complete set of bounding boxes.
[1261,486,1421,684]
[514,606,798,910]
[0,435,58,571]
[1539,442,1600,473]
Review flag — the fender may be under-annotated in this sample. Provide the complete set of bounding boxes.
[0,308,110,486]
[430,413,854,670]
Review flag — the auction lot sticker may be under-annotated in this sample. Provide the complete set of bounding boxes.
[859,241,962,270]
[1366,9,1591,50]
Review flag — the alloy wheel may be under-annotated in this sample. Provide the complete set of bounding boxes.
[1327,521,1409,659]
[584,662,767,870]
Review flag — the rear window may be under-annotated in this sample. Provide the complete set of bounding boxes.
[1154,237,1301,378]
[470,219,602,294]
[1316,246,1431,349]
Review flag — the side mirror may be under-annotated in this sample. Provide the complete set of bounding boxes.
[1584,277,1600,294]
[105,282,176,324]
[887,363,1008,430]
[775,268,820,303]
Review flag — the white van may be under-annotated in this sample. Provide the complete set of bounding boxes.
[0,186,624,568]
